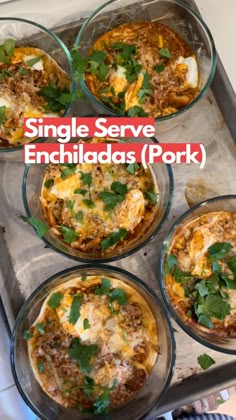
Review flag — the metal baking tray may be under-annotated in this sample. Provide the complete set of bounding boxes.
[0,0,236,417]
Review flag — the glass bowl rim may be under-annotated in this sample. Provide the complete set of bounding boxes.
[10,263,176,420]
[75,0,217,122]
[0,16,75,153]
[159,194,236,355]
[21,135,174,263]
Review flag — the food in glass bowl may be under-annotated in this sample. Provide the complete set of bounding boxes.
[83,21,198,118]
[40,138,158,255]
[11,265,175,419]
[0,40,71,148]
[164,210,236,338]
[26,274,158,412]
[75,0,216,123]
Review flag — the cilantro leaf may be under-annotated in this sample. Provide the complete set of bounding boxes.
[48,292,63,309]
[208,242,232,259]
[154,64,165,73]
[81,275,87,282]
[197,294,231,320]
[26,55,43,67]
[23,330,32,340]
[82,376,95,396]
[0,47,10,64]
[159,48,172,59]
[101,228,127,251]
[74,188,87,195]
[227,256,236,276]
[3,38,16,56]
[173,267,192,283]
[75,210,84,224]
[0,106,7,126]
[198,314,214,329]
[111,181,128,196]
[20,215,49,238]
[99,191,123,211]
[40,80,71,112]
[44,178,54,188]
[37,361,44,373]
[127,106,147,117]
[145,191,158,205]
[94,278,111,295]
[18,67,29,76]
[71,47,88,82]
[197,354,215,370]
[126,162,139,174]
[83,199,95,208]
[165,254,178,274]
[69,294,82,325]
[36,322,45,334]
[83,318,90,330]
[79,172,92,187]
[93,388,111,415]
[68,338,99,373]
[60,166,77,179]
[110,288,128,305]
[60,225,78,243]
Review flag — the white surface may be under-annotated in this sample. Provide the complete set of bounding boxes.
[0,0,235,92]
[0,385,35,419]
[0,312,14,391]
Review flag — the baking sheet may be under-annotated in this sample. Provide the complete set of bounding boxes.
[0,0,236,417]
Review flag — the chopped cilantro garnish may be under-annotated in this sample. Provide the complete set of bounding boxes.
[110,288,128,305]
[82,376,96,396]
[37,361,44,373]
[126,162,139,174]
[74,188,87,195]
[111,181,128,196]
[101,228,127,251]
[18,67,29,76]
[154,64,165,73]
[208,242,232,260]
[23,330,32,340]
[93,379,118,414]
[36,322,45,335]
[71,47,88,82]
[75,210,84,224]
[83,318,90,330]
[26,55,43,67]
[99,191,123,211]
[197,354,215,370]
[48,292,63,309]
[0,106,7,126]
[165,254,178,274]
[81,275,87,282]
[69,294,82,325]
[44,178,54,188]
[60,164,77,179]
[198,314,214,329]
[79,172,92,187]
[145,191,158,204]
[94,278,111,295]
[20,215,49,238]
[2,38,16,57]
[227,256,236,276]
[60,225,78,243]
[83,199,95,208]
[196,294,231,320]
[127,106,147,117]
[68,338,99,373]
[138,71,152,104]
[0,69,13,79]
[39,80,71,112]
[159,48,172,59]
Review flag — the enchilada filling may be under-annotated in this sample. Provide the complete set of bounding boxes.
[26,275,158,412]
[40,139,158,255]
[82,22,198,117]
[0,40,71,148]
[165,211,236,337]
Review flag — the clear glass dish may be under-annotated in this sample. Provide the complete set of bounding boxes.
[0,17,74,159]
[75,0,216,131]
[160,195,236,354]
[11,264,176,420]
[22,136,174,263]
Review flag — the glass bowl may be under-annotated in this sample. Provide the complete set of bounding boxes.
[0,17,74,160]
[11,264,176,420]
[75,0,216,131]
[22,136,173,263]
[160,195,236,354]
